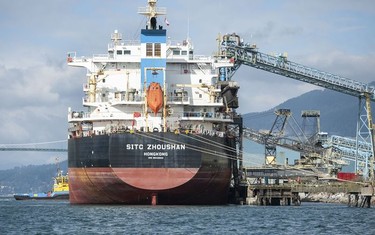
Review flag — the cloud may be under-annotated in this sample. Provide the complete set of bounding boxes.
[0,0,374,169]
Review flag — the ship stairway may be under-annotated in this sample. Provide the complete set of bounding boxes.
[197,62,209,75]
[166,48,172,57]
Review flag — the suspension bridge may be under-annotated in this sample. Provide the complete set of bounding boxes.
[0,140,67,152]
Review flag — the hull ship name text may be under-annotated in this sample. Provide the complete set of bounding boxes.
[126,143,186,151]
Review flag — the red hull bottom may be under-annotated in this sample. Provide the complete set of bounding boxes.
[69,167,231,205]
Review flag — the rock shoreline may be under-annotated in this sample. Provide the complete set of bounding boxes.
[301,192,375,204]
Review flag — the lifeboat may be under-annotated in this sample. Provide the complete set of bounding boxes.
[147,82,163,115]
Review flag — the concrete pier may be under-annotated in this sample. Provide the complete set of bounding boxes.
[348,185,373,208]
[246,184,300,206]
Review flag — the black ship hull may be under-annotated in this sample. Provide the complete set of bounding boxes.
[68,131,235,204]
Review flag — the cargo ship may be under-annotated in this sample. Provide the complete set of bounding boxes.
[14,169,69,200]
[66,0,240,204]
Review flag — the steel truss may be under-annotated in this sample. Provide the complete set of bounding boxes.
[217,33,375,180]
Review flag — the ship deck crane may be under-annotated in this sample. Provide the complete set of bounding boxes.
[217,33,375,180]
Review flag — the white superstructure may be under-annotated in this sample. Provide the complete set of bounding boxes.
[67,0,238,139]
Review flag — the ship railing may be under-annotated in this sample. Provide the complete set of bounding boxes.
[166,96,223,105]
[110,96,145,103]
[108,40,140,49]
[69,53,141,62]
[192,55,212,61]
[68,111,89,122]
[182,112,232,120]
[167,96,190,103]
[138,6,167,15]
[93,54,109,59]
[82,94,144,105]
[66,53,89,63]
[68,110,136,121]
[92,53,142,61]
[167,40,192,47]
[71,57,90,63]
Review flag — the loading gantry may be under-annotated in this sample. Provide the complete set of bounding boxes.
[215,33,375,180]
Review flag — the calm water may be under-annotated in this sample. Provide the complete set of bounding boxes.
[1,197,374,235]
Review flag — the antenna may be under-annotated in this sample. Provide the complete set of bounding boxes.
[187,3,190,39]
[138,0,166,30]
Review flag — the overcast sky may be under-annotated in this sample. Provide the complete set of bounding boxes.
[0,0,374,170]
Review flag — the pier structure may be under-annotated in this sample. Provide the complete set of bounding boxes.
[348,185,374,208]
[219,33,375,181]
[233,166,374,207]
[236,166,314,206]
[246,184,300,206]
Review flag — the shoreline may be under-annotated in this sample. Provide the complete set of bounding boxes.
[301,192,375,205]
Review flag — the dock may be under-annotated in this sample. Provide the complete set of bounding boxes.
[233,166,374,207]
[245,184,300,206]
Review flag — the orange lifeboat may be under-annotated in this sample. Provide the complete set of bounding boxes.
[147,82,163,115]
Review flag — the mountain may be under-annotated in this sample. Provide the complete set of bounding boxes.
[1,86,373,195]
[0,160,68,196]
[242,87,375,138]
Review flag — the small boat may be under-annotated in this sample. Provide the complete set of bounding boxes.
[14,169,69,200]
[147,82,163,115]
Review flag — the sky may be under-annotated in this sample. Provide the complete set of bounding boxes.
[0,0,374,170]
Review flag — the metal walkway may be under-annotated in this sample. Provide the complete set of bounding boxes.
[220,33,375,100]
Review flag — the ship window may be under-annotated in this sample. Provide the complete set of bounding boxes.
[199,79,202,83]
[154,43,161,57]
[117,50,122,55]
[181,51,187,55]
[199,94,202,98]
[146,43,153,57]
[124,50,131,55]
[173,50,180,55]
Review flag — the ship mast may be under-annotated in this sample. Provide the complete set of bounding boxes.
[138,0,166,29]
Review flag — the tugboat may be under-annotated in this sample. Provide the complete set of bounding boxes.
[14,169,69,200]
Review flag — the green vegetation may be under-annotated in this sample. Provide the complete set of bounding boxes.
[0,161,68,195]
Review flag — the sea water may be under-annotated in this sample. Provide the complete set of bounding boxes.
[1,197,375,234]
